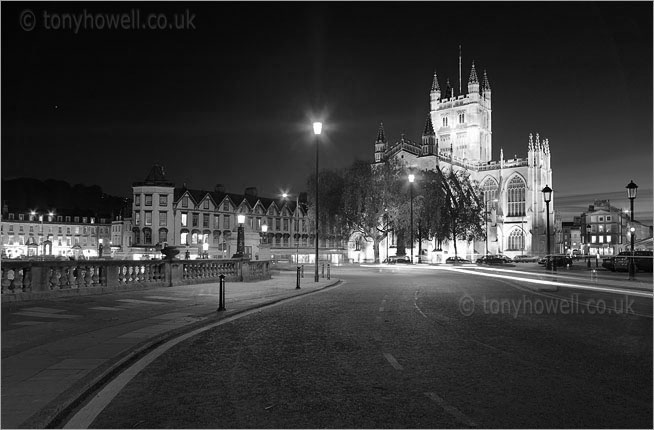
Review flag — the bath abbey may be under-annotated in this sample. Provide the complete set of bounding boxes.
[367,61,555,262]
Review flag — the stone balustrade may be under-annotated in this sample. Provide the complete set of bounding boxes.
[1,258,270,301]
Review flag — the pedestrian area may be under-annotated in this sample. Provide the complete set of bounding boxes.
[1,271,339,429]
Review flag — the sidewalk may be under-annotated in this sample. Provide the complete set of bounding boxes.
[1,271,340,429]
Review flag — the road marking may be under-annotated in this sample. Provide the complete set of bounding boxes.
[383,353,404,370]
[14,312,79,319]
[116,299,166,305]
[90,307,124,311]
[424,392,478,427]
[24,307,66,313]
[12,321,46,326]
[144,296,190,301]
[413,302,428,318]
[61,279,346,429]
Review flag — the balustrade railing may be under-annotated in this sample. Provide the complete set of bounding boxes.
[1,258,270,299]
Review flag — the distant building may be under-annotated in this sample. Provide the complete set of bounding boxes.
[368,60,554,262]
[0,210,111,259]
[129,165,348,263]
[561,218,582,255]
[580,200,652,256]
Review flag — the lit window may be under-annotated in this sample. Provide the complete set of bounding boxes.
[181,231,188,245]
[507,176,526,217]
[591,235,596,243]
[606,236,612,243]
[181,213,188,227]
[135,213,140,225]
[598,236,603,243]
[145,211,152,226]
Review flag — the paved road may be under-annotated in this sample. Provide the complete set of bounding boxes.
[79,266,652,429]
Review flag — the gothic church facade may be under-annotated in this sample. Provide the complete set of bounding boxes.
[368,62,555,262]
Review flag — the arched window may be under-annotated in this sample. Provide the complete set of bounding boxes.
[143,228,152,245]
[213,230,221,243]
[158,228,168,244]
[180,228,189,245]
[508,229,525,251]
[481,178,499,206]
[507,176,526,217]
[132,227,140,244]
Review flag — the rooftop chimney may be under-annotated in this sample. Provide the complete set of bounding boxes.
[214,184,226,193]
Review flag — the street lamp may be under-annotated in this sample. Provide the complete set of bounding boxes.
[542,185,553,270]
[408,173,415,264]
[385,208,389,263]
[313,121,322,282]
[234,214,246,258]
[202,242,209,259]
[261,223,268,243]
[626,180,638,280]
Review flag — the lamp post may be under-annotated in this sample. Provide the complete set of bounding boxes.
[385,208,389,263]
[261,223,268,243]
[202,242,209,259]
[626,180,638,280]
[542,185,553,270]
[234,214,245,258]
[313,121,322,282]
[408,173,415,264]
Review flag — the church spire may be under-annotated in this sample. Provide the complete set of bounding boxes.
[482,69,491,91]
[431,70,440,92]
[467,61,480,94]
[376,122,387,143]
[423,115,435,136]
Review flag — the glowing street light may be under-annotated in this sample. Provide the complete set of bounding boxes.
[542,185,553,271]
[313,121,322,282]
[234,214,246,258]
[626,180,638,280]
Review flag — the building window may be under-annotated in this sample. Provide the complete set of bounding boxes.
[145,211,152,226]
[82,217,87,223]
[65,216,71,222]
[74,216,80,223]
[159,211,167,226]
[192,213,199,227]
[135,212,140,225]
[459,113,465,123]
[180,230,189,245]
[8,214,14,220]
[158,228,168,243]
[481,178,499,207]
[606,236,612,243]
[224,215,230,229]
[191,232,199,245]
[182,196,189,208]
[223,201,230,211]
[145,194,153,206]
[283,219,289,231]
[506,176,526,217]
[135,194,140,206]
[598,236,603,243]
[508,229,524,251]
[214,215,220,229]
[181,212,188,227]
[160,194,168,206]
[203,200,209,209]
[598,225,604,233]
[203,213,210,228]
[442,117,448,127]
[591,235,596,243]
[606,216,611,222]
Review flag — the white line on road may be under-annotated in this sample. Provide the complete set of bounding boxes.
[116,299,166,305]
[14,312,79,319]
[383,353,404,370]
[424,392,478,427]
[62,279,346,429]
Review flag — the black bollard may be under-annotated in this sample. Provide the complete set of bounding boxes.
[217,274,226,311]
[296,266,301,289]
[301,264,304,278]
[327,263,331,280]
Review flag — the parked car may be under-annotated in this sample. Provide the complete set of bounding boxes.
[446,256,470,264]
[477,255,509,265]
[513,255,539,263]
[602,251,631,272]
[385,256,412,264]
[542,255,573,268]
[612,251,653,272]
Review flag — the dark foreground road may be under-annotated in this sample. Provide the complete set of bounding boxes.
[82,266,652,429]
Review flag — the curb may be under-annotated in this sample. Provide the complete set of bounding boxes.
[20,279,342,429]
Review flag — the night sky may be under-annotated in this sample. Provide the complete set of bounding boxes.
[2,2,652,223]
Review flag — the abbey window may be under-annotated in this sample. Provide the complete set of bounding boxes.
[507,176,526,217]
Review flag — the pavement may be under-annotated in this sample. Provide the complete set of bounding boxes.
[1,270,341,429]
